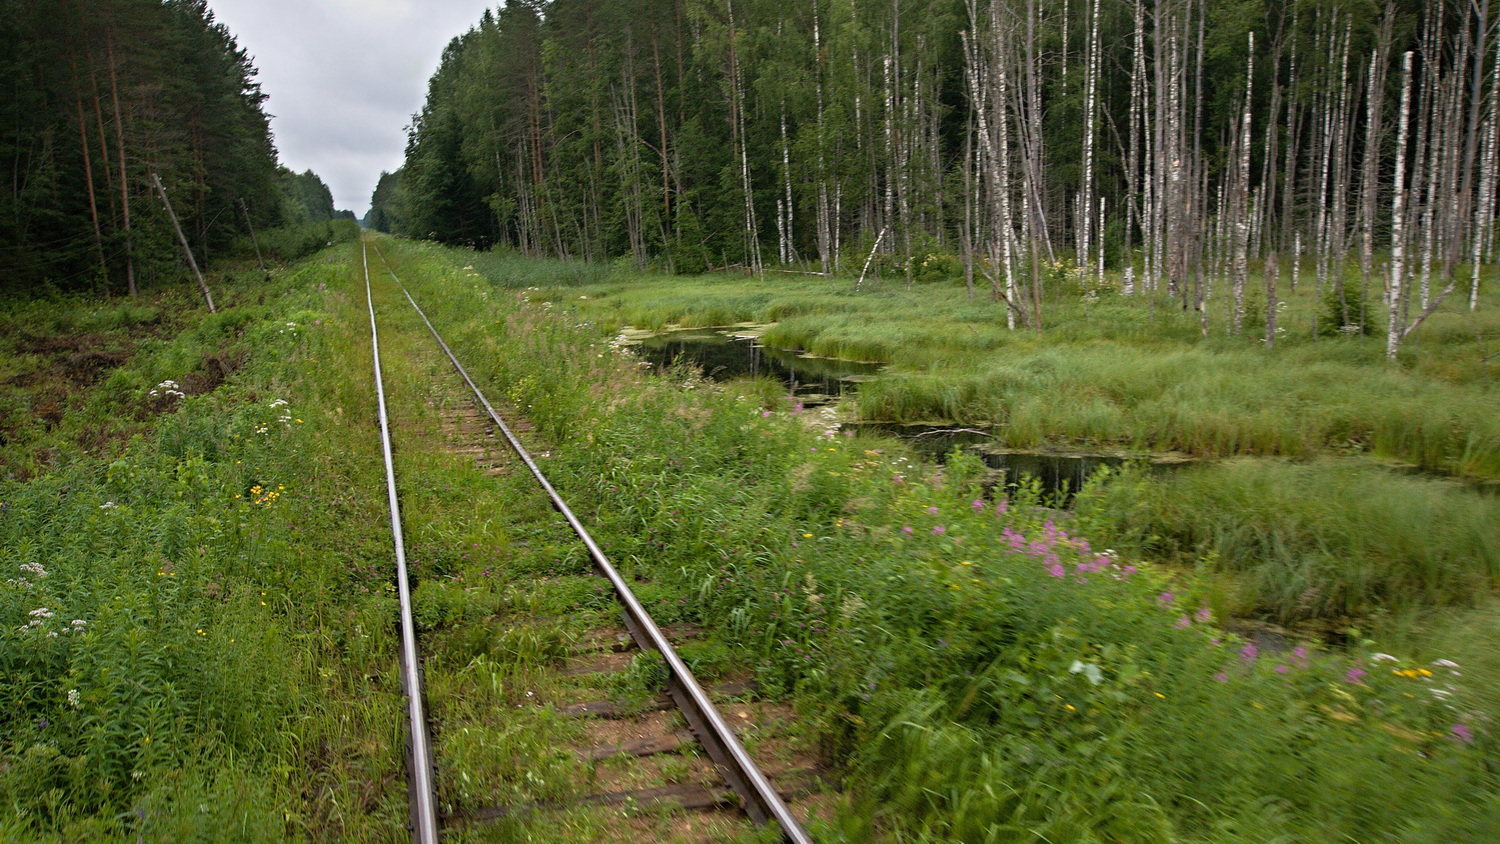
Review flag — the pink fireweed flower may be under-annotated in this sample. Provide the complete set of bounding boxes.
[1157,591,1175,605]
[927,506,940,515]
[995,500,1009,515]
[932,525,946,536]
[1196,606,1212,622]
[902,525,913,535]
[1290,646,1311,669]
[1451,723,1475,745]
[1048,562,1066,578]
[972,499,985,510]
[1274,664,1290,674]
[1213,672,1229,683]
[761,410,772,417]
[1239,642,1260,663]
[1004,530,1026,552]
[1175,616,1191,629]
[1345,665,1368,684]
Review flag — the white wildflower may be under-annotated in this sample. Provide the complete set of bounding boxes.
[67,688,81,708]
[29,607,54,619]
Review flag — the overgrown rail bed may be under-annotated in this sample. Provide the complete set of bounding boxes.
[3,239,1500,841]
[362,241,815,840]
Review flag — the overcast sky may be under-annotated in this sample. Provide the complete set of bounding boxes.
[209,0,497,217]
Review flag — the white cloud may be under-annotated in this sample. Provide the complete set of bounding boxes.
[209,0,495,216]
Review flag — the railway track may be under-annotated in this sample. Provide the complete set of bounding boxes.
[359,240,817,842]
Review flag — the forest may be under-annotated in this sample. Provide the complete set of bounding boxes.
[379,0,1491,357]
[0,0,352,298]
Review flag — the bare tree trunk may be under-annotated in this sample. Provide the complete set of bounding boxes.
[651,32,673,228]
[778,98,793,265]
[1329,22,1354,328]
[73,92,107,280]
[1359,9,1394,310]
[1231,32,1255,336]
[726,0,761,276]
[1475,33,1500,310]
[963,108,975,302]
[1124,0,1146,296]
[1389,52,1414,361]
[240,198,267,277]
[152,174,215,313]
[1077,0,1100,273]
[812,1,832,275]
[1455,0,1493,269]
[106,38,134,297]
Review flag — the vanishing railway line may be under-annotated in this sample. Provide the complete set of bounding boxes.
[359,240,815,842]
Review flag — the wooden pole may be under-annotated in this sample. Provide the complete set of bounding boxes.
[240,198,268,278]
[152,173,216,313]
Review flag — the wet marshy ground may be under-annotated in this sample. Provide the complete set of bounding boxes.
[624,326,882,402]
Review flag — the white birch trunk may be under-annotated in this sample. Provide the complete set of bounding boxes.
[1389,52,1414,361]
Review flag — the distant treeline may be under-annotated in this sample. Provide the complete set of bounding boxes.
[378,0,1491,343]
[0,0,351,295]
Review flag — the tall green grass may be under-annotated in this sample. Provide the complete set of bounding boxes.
[438,246,1500,479]
[0,249,420,839]
[1074,459,1500,620]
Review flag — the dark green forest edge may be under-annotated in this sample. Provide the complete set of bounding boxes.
[0,0,357,297]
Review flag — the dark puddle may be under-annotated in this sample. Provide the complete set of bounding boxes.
[858,423,1197,505]
[630,327,883,401]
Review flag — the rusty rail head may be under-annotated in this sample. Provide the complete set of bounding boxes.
[370,242,813,844]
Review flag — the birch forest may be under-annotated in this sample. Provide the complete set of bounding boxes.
[380,0,1496,355]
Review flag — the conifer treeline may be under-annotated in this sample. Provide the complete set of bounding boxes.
[1,0,338,294]
[383,0,1490,336]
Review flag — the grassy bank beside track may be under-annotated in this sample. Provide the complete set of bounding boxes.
[0,247,418,840]
[373,238,1500,841]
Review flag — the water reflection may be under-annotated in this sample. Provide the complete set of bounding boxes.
[863,423,1194,505]
[631,328,883,400]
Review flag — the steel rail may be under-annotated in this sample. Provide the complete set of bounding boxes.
[370,243,813,844]
[362,242,441,844]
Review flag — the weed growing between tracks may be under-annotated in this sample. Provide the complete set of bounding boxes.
[381,239,1500,841]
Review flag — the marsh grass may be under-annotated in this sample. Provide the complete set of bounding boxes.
[1075,460,1500,620]
[449,249,1500,479]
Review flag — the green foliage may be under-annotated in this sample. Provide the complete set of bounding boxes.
[1318,278,1373,337]
[1077,460,1500,620]
[379,238,1500,840]
[0,0,286,294]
